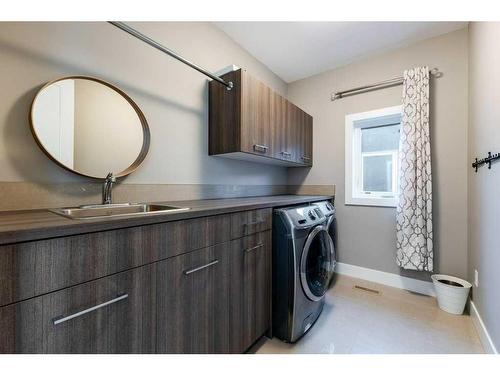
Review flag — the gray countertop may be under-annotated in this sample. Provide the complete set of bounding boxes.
[0,195,333,245]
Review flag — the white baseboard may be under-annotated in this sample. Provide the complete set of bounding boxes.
[334,262,498,354]
[334,262,436,297]
[470,301,498,354]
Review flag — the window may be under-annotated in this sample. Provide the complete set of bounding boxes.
[345,106,402,207]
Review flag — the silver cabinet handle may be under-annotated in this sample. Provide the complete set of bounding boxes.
[245,243,264,253]
[52,293,128,326]
[280,151,292,158]
[301,156,311,161]
[184,260,219,275]
[253,144,268,153]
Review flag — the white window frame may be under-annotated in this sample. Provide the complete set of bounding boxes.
[345,105,402,207]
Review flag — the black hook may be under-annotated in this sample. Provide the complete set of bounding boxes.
[473,151,500,172]
[473,158,479,173]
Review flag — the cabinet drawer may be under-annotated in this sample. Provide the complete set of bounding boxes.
[0,264,156,353]
[230,208,272,239]
[0,214,231,306]
[157,243,231,353]
[163,214,231,257]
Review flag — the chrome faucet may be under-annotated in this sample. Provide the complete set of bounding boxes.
[102,172,116,205]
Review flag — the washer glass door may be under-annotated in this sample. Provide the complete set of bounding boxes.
[300,226,334,301]
[326,215,337,270]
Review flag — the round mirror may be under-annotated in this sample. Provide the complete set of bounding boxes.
[30,76,150,179]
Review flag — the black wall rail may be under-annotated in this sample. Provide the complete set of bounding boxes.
[472,152,500,172]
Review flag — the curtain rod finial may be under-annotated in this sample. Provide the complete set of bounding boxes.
[331,93,342,101]
[430,68,442,78]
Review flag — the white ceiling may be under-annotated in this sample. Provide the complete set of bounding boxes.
[214,22,468,82]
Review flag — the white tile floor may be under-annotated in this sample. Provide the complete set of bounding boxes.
[254,275,484,354]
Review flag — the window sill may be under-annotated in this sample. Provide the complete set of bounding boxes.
[345,197,397,208]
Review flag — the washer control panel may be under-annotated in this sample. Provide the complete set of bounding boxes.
[312,201,335,217]
[280,205,326,228]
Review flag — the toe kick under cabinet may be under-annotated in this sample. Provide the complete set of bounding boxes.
[0,208,272,354]
[209,68,313,167]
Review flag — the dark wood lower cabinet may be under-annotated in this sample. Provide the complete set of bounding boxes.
[157,243,231,354]
[229,231,272,353]
[0,264,157,354]
[156,232,271,354]
[0,297,40,353]
[0,214,231,308]
[0,209,273,354]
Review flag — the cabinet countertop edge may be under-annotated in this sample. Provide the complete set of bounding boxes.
[0,195,333,245]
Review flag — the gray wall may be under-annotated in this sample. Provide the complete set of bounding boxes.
[287,28,469,281]
[468,22,500,350]
[0,22,288,205]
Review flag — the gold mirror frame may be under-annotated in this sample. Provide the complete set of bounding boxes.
[29,75,150,180]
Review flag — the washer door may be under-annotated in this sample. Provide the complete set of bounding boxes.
[300,225,334,301]
[326,215,337,270]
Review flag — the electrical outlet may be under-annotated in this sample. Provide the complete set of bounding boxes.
[474,269,479,288]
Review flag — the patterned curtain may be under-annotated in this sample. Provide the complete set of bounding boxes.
[396,66,433,272]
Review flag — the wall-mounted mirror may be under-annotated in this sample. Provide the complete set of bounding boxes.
[30,76,150,179]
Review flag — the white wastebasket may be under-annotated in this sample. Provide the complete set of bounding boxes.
[431,274,472,315]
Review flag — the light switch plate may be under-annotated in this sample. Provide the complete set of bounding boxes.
[474,269,479,288]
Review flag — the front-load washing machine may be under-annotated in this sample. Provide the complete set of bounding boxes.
[272,204,335,343]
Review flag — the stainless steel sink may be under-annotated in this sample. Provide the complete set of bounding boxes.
[50,203,190,220]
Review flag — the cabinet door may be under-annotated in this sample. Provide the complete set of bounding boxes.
[157,243,230,354]
[0,265,156,353]
[296,109,313,166]
[290,106,312,165]
[229,231,272,353]
[304,112,313,165]
[286,101,301,164]
[271,92,294,161]
[241,71,272,156]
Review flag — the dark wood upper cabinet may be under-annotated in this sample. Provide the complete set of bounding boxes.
[209,68,313,167]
